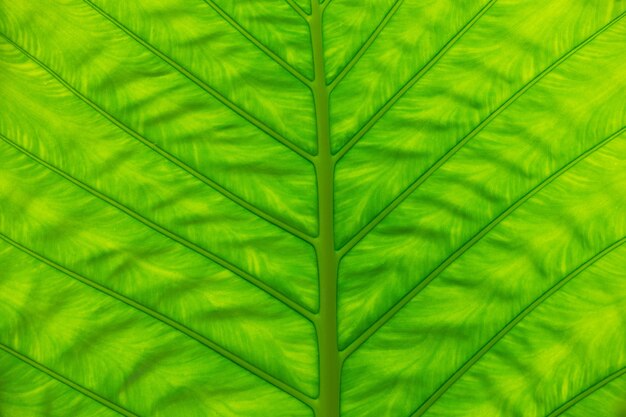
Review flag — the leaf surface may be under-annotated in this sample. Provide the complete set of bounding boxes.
[1,1,625,416]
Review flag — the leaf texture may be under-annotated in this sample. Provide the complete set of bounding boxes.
[0,0,625,416]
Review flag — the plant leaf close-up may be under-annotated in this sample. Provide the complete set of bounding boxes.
[1,0,626,416]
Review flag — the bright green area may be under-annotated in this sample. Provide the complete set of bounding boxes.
[1,0,625,416]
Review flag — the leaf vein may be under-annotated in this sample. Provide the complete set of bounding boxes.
[337,12,624,258]
[285,0,310,20]
[321,0,334,12]
[0,341,136,417]
[410,236,626,416]
[0,33,316,247]
[82,0,315,162]
[333,0,497,161]
[0,132,315,322]
[0,233,316,408]
[341,125,626,359]
[328,0,404,91]
[547,366,626,417]
[199,0,312,86]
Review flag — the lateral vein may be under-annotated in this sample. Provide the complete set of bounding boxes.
[82,0,315,162]
[0,233,316,408]
[0,33,316,247]
[328,0,404,91]
[547,366,626,417]
[411,236,626,416]
[285,0,310,20]
[337,12,625,259]
[199,0,312,86]
[333,0,498,161]
[0,132,315,322]
[341,125,626,359]
[321,0,334,12]
[0,342,136,416]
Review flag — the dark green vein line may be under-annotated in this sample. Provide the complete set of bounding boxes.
[328,0,404,91]
[341,125,626,359]
[336,12,624,258]
[0,132,315,322]
[321,0,334,12]
[82,0,315,162]
[285,0,310,20]
[547,366,626,417]
[333,0,497,161]
[0,233,316,408]
[0,343,136,417]
[199,0,312,85]
[0,33,315,247]
[411,236,626,417]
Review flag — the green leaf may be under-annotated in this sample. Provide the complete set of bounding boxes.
[1,1,625,416]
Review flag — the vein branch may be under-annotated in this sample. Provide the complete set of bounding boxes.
[0,342,136,417]
[341,125,626,360]
[328,0,404,91]
[333,0,498,162]
[83,0,315,162]
[0,33,316,248]
[200,0,312,86]
[337,12,624,259]
[411,236,626,416]
[547,366,626,417]
[285,0,310,20]
[0,233,316,408]
[0,132,315,322]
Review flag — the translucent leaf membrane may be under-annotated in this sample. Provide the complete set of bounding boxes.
[0,243,313,417]
[1,0,625,416]
[560,373,626,417]
[339,15,626,416]
[425,244,626,416]
[1,0,319,236]
[337,15,626,350]
[0,348,120,417]
[328,0,487,152]
[342,131,626,415]
[293,0,311,14]
[323,0,397,82]
[0,40,319,312]
[210,0,314,79]
[334,0,624,246]
[0,139,319,397]
[85,0,317,154]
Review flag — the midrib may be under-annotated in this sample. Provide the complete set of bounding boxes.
[309,1,341,416]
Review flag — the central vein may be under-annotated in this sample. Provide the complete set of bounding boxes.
[309,2,341,417]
